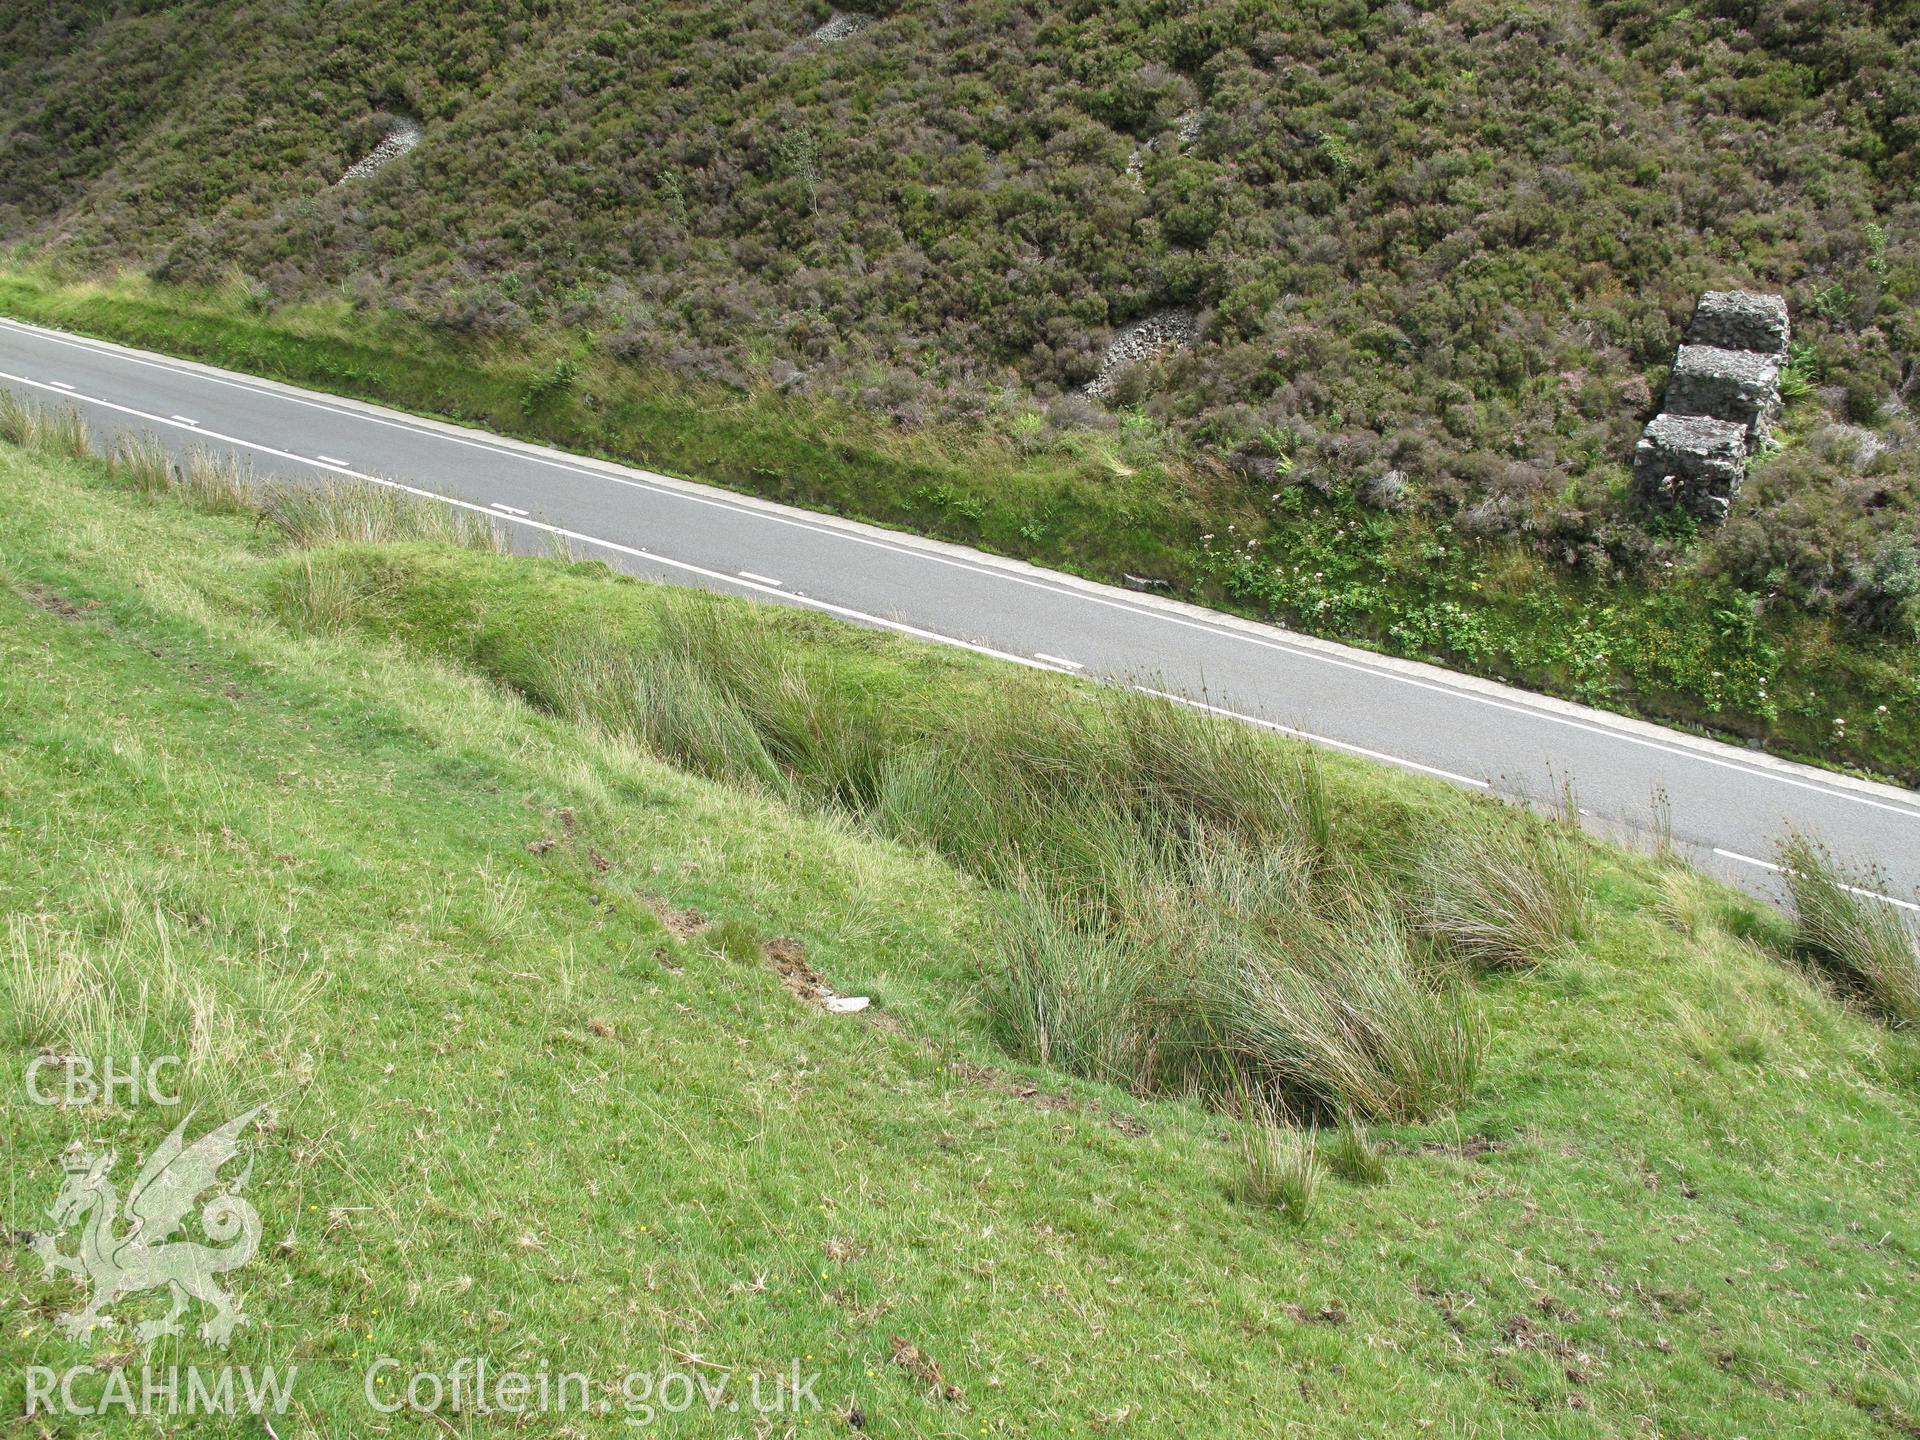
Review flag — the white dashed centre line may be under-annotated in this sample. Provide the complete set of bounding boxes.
[1712,848,1920,912]
[738,571,783,587]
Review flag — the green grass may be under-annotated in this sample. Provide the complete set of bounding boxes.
[3,439,1919,1436]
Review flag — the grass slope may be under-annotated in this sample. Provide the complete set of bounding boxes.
[2,441,1919,1437]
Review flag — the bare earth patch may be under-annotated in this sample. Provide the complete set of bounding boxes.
[18,582,93,619]
[646,896,707,939]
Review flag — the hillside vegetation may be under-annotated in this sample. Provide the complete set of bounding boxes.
[2,1,1919,775]
[4,429,1920,1435]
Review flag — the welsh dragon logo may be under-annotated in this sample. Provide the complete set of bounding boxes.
[31,1106,264,1347]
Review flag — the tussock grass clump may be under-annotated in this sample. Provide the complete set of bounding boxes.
[0,395,91,458]
[984,836,1483,1121]
[1206,905,1486,1122]
[984,884,1163,1092]
[416,591,1486,1119]
[261,480,508,552]
[110,431,172,494]
[0,390,37,447]
[1327,1114,1389,1186]
[1414,822,1589,971]
[175,446,254,514]
[1779,833,1920,1027]
[1234,1098,1320,1222]
[243,556,1531,1121]
[526,623,831,801]
[100,436,510,551]
[280,554,366,632]
[38,404,92,459]
[1102,688,1335,859]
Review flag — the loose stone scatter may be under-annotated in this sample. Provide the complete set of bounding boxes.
[1083,310,1197,402]
[807,11,872,45]
[1125,110,1203,185]
[338,118,422,184]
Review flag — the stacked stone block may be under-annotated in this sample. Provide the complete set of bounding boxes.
[1632,291,1790,523]
[1665,345,1784,439]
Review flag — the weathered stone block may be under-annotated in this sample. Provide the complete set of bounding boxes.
[1686,290,1790,357]
[1665,344,1783,438]
[1632,413,1749,523]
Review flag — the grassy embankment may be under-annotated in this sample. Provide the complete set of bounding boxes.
[2,420,1919,1436]
[3,265,1918,785]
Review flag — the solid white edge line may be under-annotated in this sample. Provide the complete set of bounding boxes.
[0,365,1490,795]
[6,315,1917,824]
[490,502,530,517]
[1134,686,1492,789]
[47,380,74,390]
[1034,652,1083,671]
[0,370,1059,679]
[170,414,198,425]
[315,454,350,467]
[1712,848,1920,913]
[737,570,783,587]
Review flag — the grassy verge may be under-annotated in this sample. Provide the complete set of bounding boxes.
[2,433,1919,1436]
[5,265,1919,783]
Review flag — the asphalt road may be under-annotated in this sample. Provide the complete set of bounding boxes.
[5,314,1917,910]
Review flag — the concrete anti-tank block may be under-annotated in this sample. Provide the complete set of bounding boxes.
[1664,344,1783,439]
[1632,412,1750,523]
[1686,290,1790,358]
